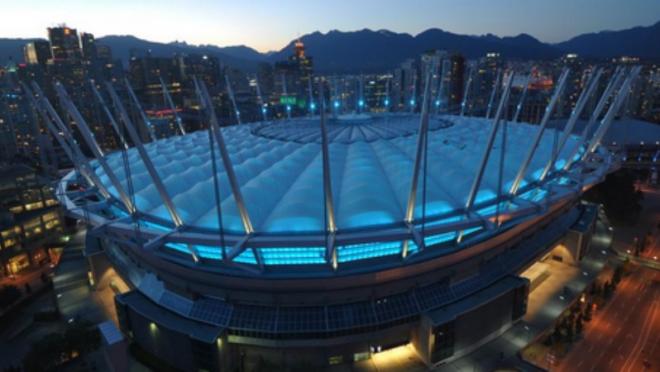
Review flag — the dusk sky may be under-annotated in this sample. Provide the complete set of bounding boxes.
[2,0,659,52]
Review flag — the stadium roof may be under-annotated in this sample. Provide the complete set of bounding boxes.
[553,118,660,146]
[93,114,584,235]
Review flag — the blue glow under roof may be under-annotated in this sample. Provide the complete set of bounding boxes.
[93,114,582,235]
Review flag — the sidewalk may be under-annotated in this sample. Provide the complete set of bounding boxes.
[53,228,107,324]
[0,261,59,321]
[433,219,613,372]
[1,264,53,290]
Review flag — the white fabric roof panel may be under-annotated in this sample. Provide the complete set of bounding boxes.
[92,114,583,234]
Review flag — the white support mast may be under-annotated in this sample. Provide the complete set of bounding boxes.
[54,82,137,214]
[24,83,107,196]
[307,77,315,115]
[224,74,241,124]
[460,67,474,117]
[464,72,514,212]
[384,76,391,111]
[586,67,641,156]
[485,69,502,119]
[562,67,625,171]
[434,59,447,114]
[124,78,157,142]
[317,81,337,267]
[28,82,113,200]
[539,68,603,181]
[512,73,532,123]
[281,73,291,119]
[106,82,185,228]
[508,68,570,196]
[159,77,185,135]
[357,75,365,113]
[409,73,418,113]
[404,64,434,224]
[89,80,129,150]
[255,77,268,121]
[195,78,254,235]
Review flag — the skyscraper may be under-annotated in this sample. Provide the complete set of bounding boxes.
[274,39,314,113]
[448,53,466,109]
[23,40,52,66]
[391,58,417,110]
[559,53,586,117]
[472,52,502,115]
[79,32,98,63]
[47,25,82,63]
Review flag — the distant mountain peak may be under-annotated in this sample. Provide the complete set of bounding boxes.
[511,33,537,40]
[377,29,397,36]
[556,20,660,59]
[1,21,658,72]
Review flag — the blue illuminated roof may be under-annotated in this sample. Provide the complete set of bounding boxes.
[93,114,583,236]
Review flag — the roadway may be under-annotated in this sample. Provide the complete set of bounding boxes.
[556,264,659,371]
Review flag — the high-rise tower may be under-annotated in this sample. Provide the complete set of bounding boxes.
[47,25,82,63]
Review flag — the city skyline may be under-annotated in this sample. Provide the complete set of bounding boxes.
[1,0,659,52]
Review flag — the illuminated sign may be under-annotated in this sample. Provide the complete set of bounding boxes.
[279,96,297,105]
[279,96,307,109]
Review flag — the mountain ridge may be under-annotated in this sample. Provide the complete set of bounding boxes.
[0,21,658,73]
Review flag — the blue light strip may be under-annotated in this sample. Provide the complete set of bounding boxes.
[165,242,189,255]
[195,245,223,260]
[165,243,224,260]
[476,202,517,217]
[235,249,257,264]
[259,247,326,265]
[520,189,547,203]
[462,226,482,236]
[424,231,457,247]
[337,241,401,263]
[406,240,419,255]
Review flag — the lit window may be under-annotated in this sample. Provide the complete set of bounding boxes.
[328,355,343,365]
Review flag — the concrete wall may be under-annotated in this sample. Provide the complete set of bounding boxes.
[115,296,225,371]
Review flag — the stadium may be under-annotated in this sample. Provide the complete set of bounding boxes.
[50,67,636,371]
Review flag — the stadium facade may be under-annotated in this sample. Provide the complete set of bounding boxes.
[37,65,639,370]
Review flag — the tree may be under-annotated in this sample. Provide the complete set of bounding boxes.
[550,327,561,345]
[64,321,101,354]
[565,323,574,342]
[584,302,593,321]
[22,332,67,372]
[571,303,580,314]
[613,265,623,285]
[22,322,101,372]
[583,169,644,226]
[644,231,653,252]
[603,281,614,298]
[575,314,584,335]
